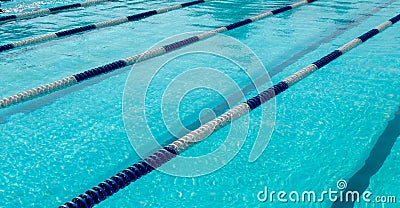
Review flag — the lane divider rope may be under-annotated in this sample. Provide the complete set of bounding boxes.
[0,0,209,53]
[0,0,110,24]
[0,0,317,109]
[60,13,400,208]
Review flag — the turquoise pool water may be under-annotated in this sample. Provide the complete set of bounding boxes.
[0,0,399,207]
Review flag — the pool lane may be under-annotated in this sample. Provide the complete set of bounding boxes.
[331,106,400,208]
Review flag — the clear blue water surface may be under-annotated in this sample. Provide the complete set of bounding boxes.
[0,0,399,207]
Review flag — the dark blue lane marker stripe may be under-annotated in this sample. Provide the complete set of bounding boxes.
[181,0,205,8]
[163,36,200,52]
[0,14,17,22]
[72,60,127,82]
[246,81,288,110]
[389,14,400,23]
[271,6,293,15]
[331,106,400,208]
[0,43,14,52]
[226,18,253,30]
[358,29,379,42]
[55,24,97,38]
[126,10,157,21]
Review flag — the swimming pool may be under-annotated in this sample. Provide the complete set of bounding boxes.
[0,0,399,207]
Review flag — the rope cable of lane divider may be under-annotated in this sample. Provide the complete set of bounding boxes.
[0,0,110,24]
[0,0,317,109]
[60,13,400,208]
[0,0,209,53]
